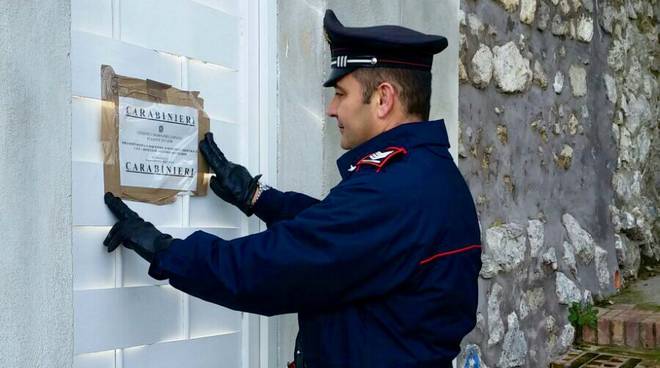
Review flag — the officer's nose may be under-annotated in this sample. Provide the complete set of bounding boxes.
[326,95,338,118]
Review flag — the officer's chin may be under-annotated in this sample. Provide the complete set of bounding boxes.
[339,138,353,150]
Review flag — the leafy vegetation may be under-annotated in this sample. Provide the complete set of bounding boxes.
[568,301,598,342]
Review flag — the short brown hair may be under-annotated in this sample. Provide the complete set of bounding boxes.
[351,67,432,121]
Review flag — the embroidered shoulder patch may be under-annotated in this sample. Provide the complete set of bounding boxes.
[353,146,408,172]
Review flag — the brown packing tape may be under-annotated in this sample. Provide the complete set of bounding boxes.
[101,65,209,205]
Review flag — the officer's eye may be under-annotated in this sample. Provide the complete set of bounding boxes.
[335,91,344,97]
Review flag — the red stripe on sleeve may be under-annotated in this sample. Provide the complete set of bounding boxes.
[419,245,482,265]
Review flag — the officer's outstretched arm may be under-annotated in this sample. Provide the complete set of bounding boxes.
[147,173,431,316]
[199,132,319,222]
[251,189,320,227]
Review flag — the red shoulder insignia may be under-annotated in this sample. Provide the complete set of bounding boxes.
[352,146,408,173]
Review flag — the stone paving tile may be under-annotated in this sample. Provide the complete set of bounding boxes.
[550,349,592,367]
[581,354,636,368]
[550,348,656,368]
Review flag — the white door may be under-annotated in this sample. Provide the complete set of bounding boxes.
[71,1,271,367]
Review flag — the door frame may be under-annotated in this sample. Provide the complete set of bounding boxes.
[242,0,280,367]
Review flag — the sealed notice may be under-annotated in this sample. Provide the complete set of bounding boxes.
[102,65,209,204]
[118,97,198,191]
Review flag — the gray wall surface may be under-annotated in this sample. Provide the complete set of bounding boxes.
[0,1,73,367]
[275,0,458,366]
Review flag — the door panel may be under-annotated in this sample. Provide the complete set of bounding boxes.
[72,1,253,367]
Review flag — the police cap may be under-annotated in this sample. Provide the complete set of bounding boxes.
[322,9,448,87]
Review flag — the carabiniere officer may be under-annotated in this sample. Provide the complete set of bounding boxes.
[104,9,482,368]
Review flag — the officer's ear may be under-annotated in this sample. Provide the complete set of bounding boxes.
[375,82,397,119]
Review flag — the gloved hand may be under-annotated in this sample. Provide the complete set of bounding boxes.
[103,192,174,263]
[199,132,261,216]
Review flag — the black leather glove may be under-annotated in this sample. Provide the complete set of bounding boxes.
[199,132,261,216]
[103,192,173,263]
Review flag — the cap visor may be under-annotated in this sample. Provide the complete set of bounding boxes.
[323,67,356,87]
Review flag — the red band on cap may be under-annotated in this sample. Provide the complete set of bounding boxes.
[378,59,431,68]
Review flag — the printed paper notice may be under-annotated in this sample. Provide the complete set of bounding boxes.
[118,97,198,191]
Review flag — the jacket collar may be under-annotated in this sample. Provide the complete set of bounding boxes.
[336,119,450,179]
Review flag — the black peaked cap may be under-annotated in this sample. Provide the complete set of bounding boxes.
[323,9,448,87]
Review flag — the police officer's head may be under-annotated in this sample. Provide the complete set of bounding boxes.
[323,10,447,150]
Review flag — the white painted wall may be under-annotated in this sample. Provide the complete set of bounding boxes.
[0,1,74,367]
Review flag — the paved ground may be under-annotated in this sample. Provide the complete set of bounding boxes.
[630,275,660,305]
[551,346,660,367]
[610,273,660,310]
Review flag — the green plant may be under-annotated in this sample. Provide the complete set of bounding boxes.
[568,301,598,343]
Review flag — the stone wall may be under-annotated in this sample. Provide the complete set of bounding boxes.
[605,0,659,280]
[456,0,658,366]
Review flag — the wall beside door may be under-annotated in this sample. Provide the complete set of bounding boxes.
[0,1,73,368]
